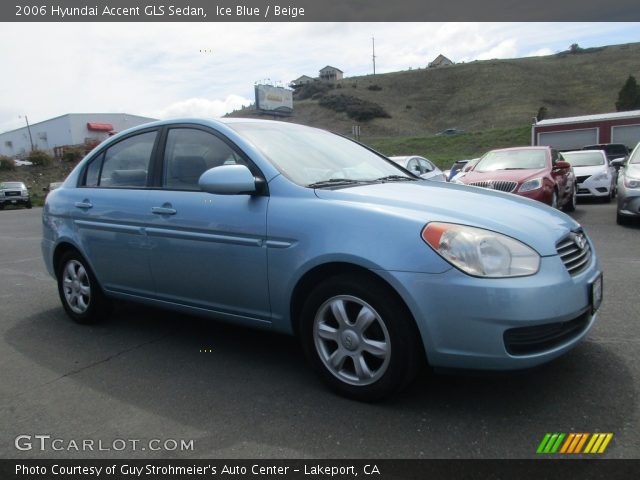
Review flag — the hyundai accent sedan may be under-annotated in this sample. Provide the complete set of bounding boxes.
[42,119,602,401]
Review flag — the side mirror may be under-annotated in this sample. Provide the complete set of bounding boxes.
[610,158,626,169]
[42,187,49,192]
[199,165,257,195]
[555,160,571,169]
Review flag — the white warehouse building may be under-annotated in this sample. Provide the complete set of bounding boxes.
[0,113,156,157]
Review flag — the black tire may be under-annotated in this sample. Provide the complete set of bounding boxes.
[0,204,4,210]
[616,211,630,226]
[57,250,111,324]
[26,201,32,209]
[562,186,576,212]
[299,274,423,402]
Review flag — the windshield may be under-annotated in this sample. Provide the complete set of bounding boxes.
[229,122,412,187]
[629,146,640,164]
[474,150,547,173]
[563,151,605,167]
[1,182,25,189]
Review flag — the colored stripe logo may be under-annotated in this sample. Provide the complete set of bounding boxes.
[537,433,613,454]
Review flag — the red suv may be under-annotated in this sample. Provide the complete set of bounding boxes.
[457,146,576,211]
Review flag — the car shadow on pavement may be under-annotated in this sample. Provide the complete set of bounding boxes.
[5,302,636,458]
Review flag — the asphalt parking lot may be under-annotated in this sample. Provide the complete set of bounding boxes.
[0,202,638,459]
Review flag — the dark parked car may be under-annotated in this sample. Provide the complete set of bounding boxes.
[456,146,576,211]
[582,143,629,165]
[0,181,32,209]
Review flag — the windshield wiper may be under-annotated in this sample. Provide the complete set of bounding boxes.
[307,178,367,188]
[375,175,416,182]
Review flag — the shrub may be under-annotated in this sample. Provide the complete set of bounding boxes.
[0,155,16,170]
[318,94,391,121]
[294,82,332,100]
[62,147,84,163]
[28,149,53,167]
[367,84,382,91]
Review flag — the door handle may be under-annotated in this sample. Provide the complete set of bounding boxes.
[74,201,93,209]
[151,206,177,215]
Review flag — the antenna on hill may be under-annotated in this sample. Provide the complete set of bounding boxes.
[372,37,376,75]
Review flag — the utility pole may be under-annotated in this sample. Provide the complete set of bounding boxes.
[372,37,376,75]
[21,115,35,152]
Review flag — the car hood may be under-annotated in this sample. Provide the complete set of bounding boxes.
[315,181,580,256]
[461,168,546,184]
[572,165,607,176]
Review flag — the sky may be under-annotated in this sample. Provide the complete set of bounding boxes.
[0,22,638,133]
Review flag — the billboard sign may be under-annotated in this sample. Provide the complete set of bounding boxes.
[255,84,293,114]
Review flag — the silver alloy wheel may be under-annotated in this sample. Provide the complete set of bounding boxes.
[313,295,391,386]
[62,260,91,314]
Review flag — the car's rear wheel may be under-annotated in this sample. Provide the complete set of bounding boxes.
[300,274,422,401]
[57,251,110,324]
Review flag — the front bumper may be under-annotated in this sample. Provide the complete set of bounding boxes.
[617,186,640,217]
[577,178,612,197]
[0,195,30,205]
[379,252,601,370]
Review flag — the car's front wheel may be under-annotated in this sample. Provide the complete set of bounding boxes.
[563,186,576,212]
[300,274,422,401]
[57,251,110,324]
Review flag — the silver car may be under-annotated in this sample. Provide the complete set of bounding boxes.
[615,142,640,225]
[389,155,446,181]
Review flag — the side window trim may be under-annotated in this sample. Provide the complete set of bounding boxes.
[78,127,161,189]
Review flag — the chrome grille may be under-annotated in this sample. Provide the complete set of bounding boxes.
[468,180,517,193]
[556,232,592,276]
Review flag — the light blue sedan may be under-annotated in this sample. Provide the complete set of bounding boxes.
[42,119,603,401]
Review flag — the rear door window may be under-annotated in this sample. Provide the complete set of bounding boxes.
[98,131,157,187]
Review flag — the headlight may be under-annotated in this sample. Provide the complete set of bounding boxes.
[624,176,640,189]
[422,223,540,277]
[21,190,28,196]
[591,171,609,182]
[519,177,542,192]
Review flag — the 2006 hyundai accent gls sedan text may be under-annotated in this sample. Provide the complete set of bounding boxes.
[42,119,603,401]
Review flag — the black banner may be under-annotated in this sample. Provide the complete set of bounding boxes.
[3,0,640,22]
[2,459,639,480]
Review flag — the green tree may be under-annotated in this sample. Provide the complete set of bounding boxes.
[536,106,548,121]
[569,43,582,54]
[615,75,640,111]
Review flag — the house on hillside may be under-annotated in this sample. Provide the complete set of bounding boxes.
[319,66,344,81]
[428,54,454,68]
[290,75,315,88]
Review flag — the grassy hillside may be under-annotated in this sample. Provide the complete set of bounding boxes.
[230,42,640,139]
[366,126,531,168]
